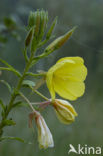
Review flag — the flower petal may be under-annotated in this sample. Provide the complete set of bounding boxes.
[55,109,74,124]
[46,69,55,99]
[55,62,87,81]
[37,116,54,149]
[57,56,84,64]
[56,99,78,116]
[53,77,85,100]
[46,57,87,101]
[54,99,77,124]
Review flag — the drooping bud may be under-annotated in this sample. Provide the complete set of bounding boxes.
[29,111,54,149]
[45,26,76,52]
[52,99,78,124]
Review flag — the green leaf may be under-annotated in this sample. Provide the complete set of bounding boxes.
[0,80,12,93]
[0,99,5,110]
[0,67,21,77]
[0,136,32,144]
[0,58,21,77]
[2,119,16,126]
[46,16,57,40]
[13,101,29,108]
[0,58,12,68]
[22,80,35,88]
[22,48,29,62]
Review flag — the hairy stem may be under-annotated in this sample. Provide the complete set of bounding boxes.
[0,52,36,137]
[30,86,49,101]
[19,92,37,113]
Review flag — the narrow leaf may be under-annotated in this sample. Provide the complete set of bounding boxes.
[0,136,32,144]
[13,101,29,108]
[46,16,57,40]
[0,58,21,77]
[0,99,5,110]
[22,80,35,88]
[2,119,16,126]
[22,48,29,62]
[0,80,12,93]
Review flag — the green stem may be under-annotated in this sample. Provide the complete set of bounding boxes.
[30,86,49,101]
[38,39,48,48]
[19,92,37,112]
[0,67,21,77]
[0,51,36,137]
[26,72,46,77]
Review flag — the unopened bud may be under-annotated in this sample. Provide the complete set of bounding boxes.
[34,10,41,37]
[28,12,35,28]
[45,26,76,52]
[28,10,48,41]
[53,99,78,124]
[37,10,48,42]
[25,28,34,47]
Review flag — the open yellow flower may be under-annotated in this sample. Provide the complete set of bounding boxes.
[46,57,87,100]
[35,114,54,149]
[53,99,77,124]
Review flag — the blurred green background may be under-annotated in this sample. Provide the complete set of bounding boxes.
[0,0,103,156]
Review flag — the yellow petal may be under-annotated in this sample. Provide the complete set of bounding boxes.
[46,69,55,99]
[55,62,87,81]
[46,60,74,99]
[55,109,74,124]
[55,104,74,119]
[57,56,84,64]
[46,57,87,101]
[56,99,78,116]
[53,99,77,124]
[53,77,85,100]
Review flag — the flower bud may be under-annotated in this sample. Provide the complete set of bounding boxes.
[28,10,48,51]
[25,27,34,47]
[34,10,41,37]
[28,12,35,28]
[35,10,48,43]
[35,114,54,149]
[45,26,76,52]
[53,99,78,124]
[28,10,48,41]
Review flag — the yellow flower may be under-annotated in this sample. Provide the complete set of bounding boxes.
[46,57,87,100]
[35,114,54,149]
[53,99,77,124]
